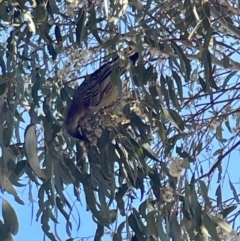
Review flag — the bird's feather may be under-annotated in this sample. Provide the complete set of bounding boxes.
[65,52,139,140]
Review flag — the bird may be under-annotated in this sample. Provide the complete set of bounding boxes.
[65,52,139,141]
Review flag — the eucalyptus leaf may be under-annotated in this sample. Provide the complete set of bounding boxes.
[2,199,19,235]
[24,124,46,180]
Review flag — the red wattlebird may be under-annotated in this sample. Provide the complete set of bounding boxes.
[65,52,139,141]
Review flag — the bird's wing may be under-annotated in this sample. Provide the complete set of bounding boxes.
[65,52,139,139]
[76,52,139,110]
[75,57,117,110]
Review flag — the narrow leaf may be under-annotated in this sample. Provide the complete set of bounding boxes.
[24,124,46,179]
[2,199,19,235]
[76,8,86,45]
[229,180,240,203]
[168,109,184,131]
[202,214,220,241]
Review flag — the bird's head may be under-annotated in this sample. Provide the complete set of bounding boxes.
[65,100,89,141]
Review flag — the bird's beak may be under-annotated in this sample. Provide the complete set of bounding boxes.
[65,100,89,141]
[65,122,90,142]
[77,125,84,136]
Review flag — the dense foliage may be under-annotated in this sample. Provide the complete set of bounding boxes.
[0,0,239,240]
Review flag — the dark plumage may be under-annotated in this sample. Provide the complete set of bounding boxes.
[65,53,139,140]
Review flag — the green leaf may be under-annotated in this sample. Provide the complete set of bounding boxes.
[156,121,166,144]
[229,180,240,203]
[102,35,120,49]
[0,82,6,96]
[190,184,202,227]
[224,120,232,133]
[76,8,86,45]
[198,76,207,92]
[146,211,157,237]
[128,214,147,241]
[113,232,122,241]
[161,86,170,109]
[168,109,184,131]
[132,63,146,86]
[102,143,118,179]
[33,5,47,23]
[134,36,142,61]
[143,65,154,83]
[148,167,161,187]
[56,197,70,222]
[13,160,26,178]
[171,41,191,79]
[31,76,42,107]
[14,109,25,123]
[217,164,222,183]
[142,142,158,162]
[57,161,75,184]
[94,224,104,241]
[0,219,7,240]
[213,148,223,156]
[172,70,183,99]
[2,199,19,235]
[181,158,190,169]
[222,71,237,89]
[220,205,237,219]
[216,125,223,140]
[202,214,220,241]
[49,0,60,14]
[170,215,182,240]
[199,180,211,207]
[0,1,11,22]
[195,142,203,155]
[138,199,148,219]
[111,64,122,99]
[41,210,57,241]
[0,56,6,75]
[60,90,71,110]
[98,187,110,222]
[132,208,146,232]
[215,184,222,210]
[167,76,180,110]
[156,215,167,241]
[109,210,117,224]
[87,9,102,44]
[117,221,125,235]
[47,43,57,60]
[84,187,110,226]
[202,2,211,28]
[203,51,218,91]
[222,54,231,68]
[2,232,13,241]
[55,25,62,44]
[200,27,213,65]
[24,124,46,179]
[116,185,128,216]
